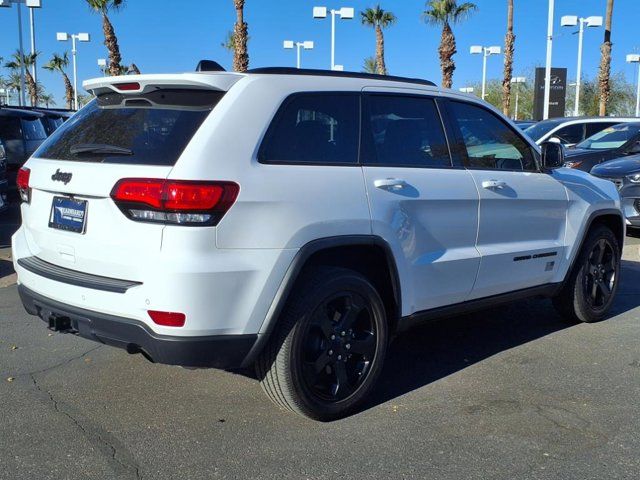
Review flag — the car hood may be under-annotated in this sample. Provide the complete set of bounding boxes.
[591,154,640,176]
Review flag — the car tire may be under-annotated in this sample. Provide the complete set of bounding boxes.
[552,225,620,323]
[256,266,388,421]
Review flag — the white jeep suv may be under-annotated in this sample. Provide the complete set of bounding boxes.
[12,67,624,420]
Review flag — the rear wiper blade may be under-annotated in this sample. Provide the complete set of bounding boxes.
[70,143,133,156]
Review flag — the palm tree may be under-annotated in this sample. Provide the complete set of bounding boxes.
[40,93,56,108]
[232,0,249,72]
[424,0,477,89]
[4,50,39,106]
[361,5,396,75]
[502,0,515,116]
[86,0,125,76]
[362,57,378,74]
[43,53,74,110]
[598,0,614,116]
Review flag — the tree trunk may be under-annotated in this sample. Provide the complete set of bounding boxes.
[502,0,515,117]
[62,72,74,110]
[233,0,249,72]
[598,0,614,116]
[102,13,123,76]
[25,70,37,106]
[439,23,456,89]
[375,25,387,75]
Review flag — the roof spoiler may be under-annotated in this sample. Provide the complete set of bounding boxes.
[196,60,226,72]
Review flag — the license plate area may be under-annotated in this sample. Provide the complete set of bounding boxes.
[49,196,87,234]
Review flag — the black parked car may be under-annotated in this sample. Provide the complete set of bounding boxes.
[591,154,640,228]
[563,122,640,172]
[18,107,74,135]
[0,107,47,185]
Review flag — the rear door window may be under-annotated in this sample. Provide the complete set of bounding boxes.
[362,94,451,167]
[35,89,224,166]
[259,93,360,165]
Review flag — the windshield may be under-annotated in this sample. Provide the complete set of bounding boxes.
[35,89,224,166]
[523,120,562,141]
[576,124,640,150]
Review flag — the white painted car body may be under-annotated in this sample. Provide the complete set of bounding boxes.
[525,117,639,147]
[12,70,624,369]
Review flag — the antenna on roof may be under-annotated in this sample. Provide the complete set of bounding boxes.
[196,60,226,72]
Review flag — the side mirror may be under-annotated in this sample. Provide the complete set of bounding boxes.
[547,136,562,144]
[541,141,565,169]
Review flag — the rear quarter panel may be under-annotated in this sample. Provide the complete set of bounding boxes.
[168,76,372,249]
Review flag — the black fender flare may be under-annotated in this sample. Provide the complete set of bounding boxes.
[241,235,401,367]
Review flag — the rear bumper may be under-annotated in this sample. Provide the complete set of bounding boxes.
[18,284,258,369]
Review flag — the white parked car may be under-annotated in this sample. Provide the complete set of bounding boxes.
[524,116,639,147]
[12,67,624,420]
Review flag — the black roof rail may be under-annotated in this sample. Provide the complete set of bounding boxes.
[247,67,436,87]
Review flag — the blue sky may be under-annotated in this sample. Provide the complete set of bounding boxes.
[0,0,638,106]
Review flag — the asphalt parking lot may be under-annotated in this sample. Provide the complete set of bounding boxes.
[1,203,639,480]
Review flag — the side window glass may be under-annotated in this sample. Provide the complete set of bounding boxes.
[448,101,536,171]
[363,95,451,167]
[554,124,584,144]
[259,94,359,164]
[0,117,22,141]
[585,122,614,139]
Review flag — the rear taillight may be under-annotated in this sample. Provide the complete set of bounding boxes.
[148,310,186,327]
[16,167,31,203]
[110,178,239,226]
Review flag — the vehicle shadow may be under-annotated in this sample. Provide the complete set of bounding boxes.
[362,258,640,412]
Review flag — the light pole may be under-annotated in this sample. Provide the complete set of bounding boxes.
[97,58,108,76]
[510,76,526,120]
[470,45,501,100]
[459,87,474,94]
[57,31,90,110]
[313,6,354,71]
[283,41,314,69]
[561,15,602,117]
[0,0,42,106]
[543,0,555,120]
[627,54,640,118]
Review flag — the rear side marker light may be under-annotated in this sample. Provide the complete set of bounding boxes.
[16,167,31,203]
[111,178,239,226]
[113,82,141,91]
[148,310,186,327]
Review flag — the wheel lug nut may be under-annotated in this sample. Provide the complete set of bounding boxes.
[337,355,342,360]
[341,331,345,336]
[345,344,351,349]
[328,350,333,356]
[330,335,335,340]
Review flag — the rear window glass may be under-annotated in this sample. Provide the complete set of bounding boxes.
[22,117,47,140]
[259,93,360,165]
[35,89,224,165]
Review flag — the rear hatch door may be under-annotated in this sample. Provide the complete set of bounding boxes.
[21,78,230,281]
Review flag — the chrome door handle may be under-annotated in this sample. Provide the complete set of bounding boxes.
[482,179,507,189]
[374,178,407,190]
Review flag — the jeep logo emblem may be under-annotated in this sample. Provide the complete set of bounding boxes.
[51,169,72,185]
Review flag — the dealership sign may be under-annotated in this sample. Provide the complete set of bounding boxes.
[533,67,567,120]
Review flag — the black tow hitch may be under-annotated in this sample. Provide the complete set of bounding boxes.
[47,314,72,332]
